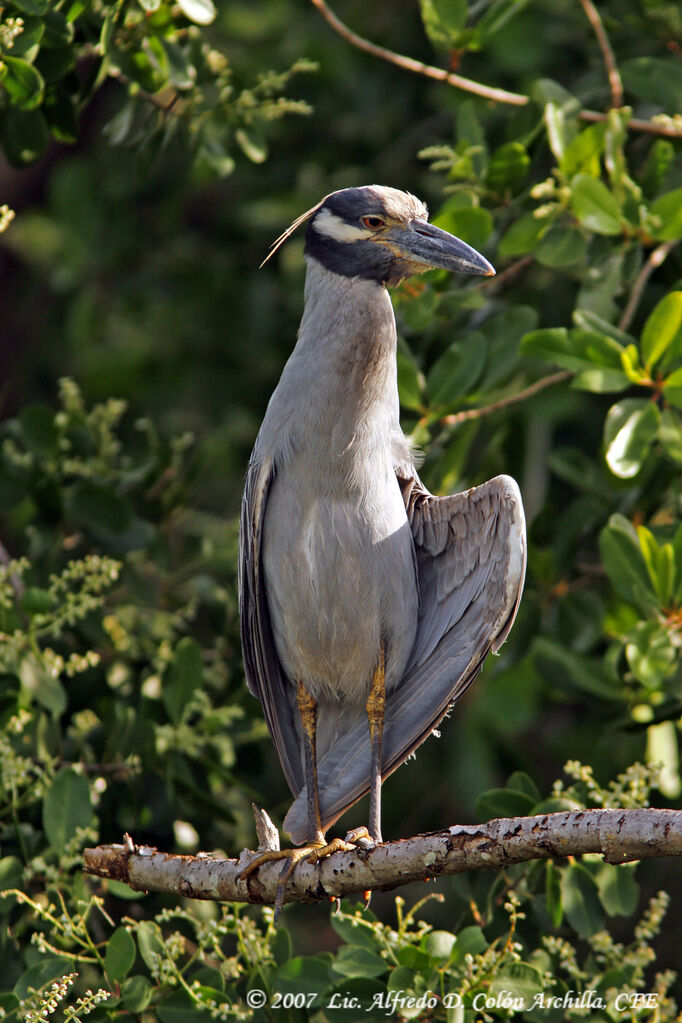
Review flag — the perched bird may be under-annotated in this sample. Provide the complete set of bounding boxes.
[239,186,525,905]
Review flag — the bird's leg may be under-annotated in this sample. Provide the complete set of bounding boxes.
[365,640,386,843]
[238,681,356,919]
[297,680,325,843]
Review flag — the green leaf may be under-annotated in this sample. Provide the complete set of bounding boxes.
[621,56,682,110]
[476,787,536,821]
[177,0,216,25]
[641,291,682,369]
[475,0,533,47]
[488,961,544,1003]
[160,38,196,90]
[0,856,23,912]
[42,768,92,854]
[625,621,675,688]
[662,364,682,410]
[430,0,468,34]
[163,638,203,725]
[498,212,546,257]
[572,308,635,347]
[397,346,425,412]
[521,327,626,390]
[105,928,137,981]
[136,922,166,973]
[19,654,67,715]
[0,56,45,110]
[331,945,388,979]
[506,771,541,801]
[235,127,268,164]
[276,956,331,995]
[637,525,675,606]
[422,930,456,961]
[560,863,604,937]
[560,122,605,179]
[570,174,622,235]
[449,926,488,962]
[659,408,682,462]
[13,958,71,1000]
[544,101,567,162]
[535,224,587,268]
[432,203,493,250]
[599,514,658,610]
[8,0,49,13]
[604,398,660,478]
[532,637,623,701]
[595,862,639,917]
[646,720,681,798]
[157,990,215,1022]
[331,909,382,951]
[0,104,48,165]
[427,333,487,407]
[649,187,682,241]
[621,343,646,384]
[486,141,529,194]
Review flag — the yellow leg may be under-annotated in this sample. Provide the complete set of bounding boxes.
[296,680,324,843]
[366,641,386,843]
[238,681,357,919]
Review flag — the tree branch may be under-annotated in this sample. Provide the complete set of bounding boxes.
[84,808,682,909]
[440,370,573,428]
[579,0,623,109]
[308,0,682,140]
[308,0,528,106]
[618,239,679,332]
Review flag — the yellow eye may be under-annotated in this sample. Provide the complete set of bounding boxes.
[361,216,386,230]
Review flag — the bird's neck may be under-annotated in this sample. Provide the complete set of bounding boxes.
[258,260,404,477]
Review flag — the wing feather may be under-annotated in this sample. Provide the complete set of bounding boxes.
[239,456,303,795]
[283,470,526,842]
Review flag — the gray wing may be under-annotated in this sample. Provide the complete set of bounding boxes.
[239,455,303,795]
[283,471,526,843]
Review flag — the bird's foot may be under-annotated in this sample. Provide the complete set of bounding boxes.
[238,836,357,921]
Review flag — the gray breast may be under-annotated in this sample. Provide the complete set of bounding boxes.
[262,462,418,705]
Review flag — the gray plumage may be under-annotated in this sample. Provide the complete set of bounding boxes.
[240,186,526,845]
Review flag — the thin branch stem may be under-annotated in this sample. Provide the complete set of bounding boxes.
[578,109,682,139]
[308,0,527,106]
[440,370,573,428]
[618,240,678,332]
[308,0,682,140]
[579,0,623,109]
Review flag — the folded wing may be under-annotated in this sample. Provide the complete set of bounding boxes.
[239,456,303,796]
[283,471,526,843]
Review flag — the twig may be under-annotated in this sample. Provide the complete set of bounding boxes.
[579,0,623,109]
[440,370,573,428]
[618,240,678,332]
[308,0,682,140]
[578,110,682,140]
[308,0,527,106]
[108,68,180,114]
[479,254,534,290]
[84,808,682,908]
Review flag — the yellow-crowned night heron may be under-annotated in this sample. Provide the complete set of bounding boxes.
[239,186,526,909]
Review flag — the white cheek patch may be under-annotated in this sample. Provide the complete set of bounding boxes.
[313,207,371,243]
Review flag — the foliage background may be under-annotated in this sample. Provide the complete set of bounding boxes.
[1,0,682,1019]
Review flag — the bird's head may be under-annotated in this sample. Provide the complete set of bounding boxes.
[263,185,495,287]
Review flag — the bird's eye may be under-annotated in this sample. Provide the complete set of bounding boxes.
[361,216,386,230]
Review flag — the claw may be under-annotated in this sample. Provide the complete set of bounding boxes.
[238,838,355,921]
